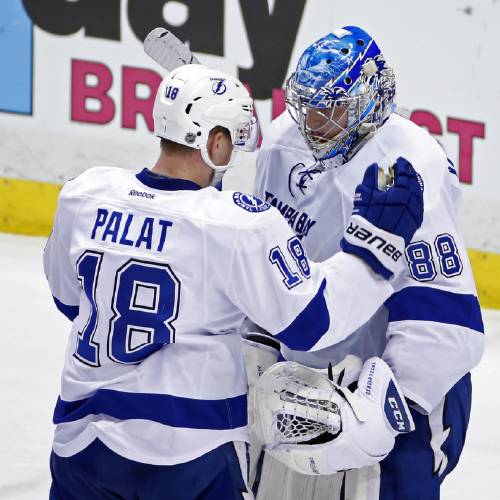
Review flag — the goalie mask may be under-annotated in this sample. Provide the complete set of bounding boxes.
[286,26,396,163]
[153,64,258,181]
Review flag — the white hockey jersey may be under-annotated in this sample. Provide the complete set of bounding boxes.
[44,166,393,465]
[255,112,484,413]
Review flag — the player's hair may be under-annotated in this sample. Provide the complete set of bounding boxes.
[209,125,231,141]
[160,138,193,156]
[160,126,231,156]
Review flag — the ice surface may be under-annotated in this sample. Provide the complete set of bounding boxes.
[0,233,498,499]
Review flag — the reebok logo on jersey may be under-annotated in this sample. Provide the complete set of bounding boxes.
[346,221,402,262]
[129,189,155,200]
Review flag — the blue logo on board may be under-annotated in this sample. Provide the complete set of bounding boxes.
[0,0,33,115]
[233,192,271,213]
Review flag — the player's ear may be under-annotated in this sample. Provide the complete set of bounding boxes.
[206,127,233,166]
[206,129,220,151]
[205,131,217,165]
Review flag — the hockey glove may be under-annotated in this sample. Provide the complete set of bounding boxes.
[253,357,414,476]
[341,157,424,279]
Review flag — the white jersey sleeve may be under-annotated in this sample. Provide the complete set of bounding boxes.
[378,125,484,412]
[223,205,394,352]
[44,181,83,320]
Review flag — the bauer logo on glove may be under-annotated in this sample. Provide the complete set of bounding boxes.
[341,156,424,279]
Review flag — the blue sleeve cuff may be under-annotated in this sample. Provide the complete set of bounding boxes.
[52,296,79,321]
[275,279,330,351]
[340,238,393,280]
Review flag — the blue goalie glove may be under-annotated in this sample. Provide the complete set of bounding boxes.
[341,157,424,279]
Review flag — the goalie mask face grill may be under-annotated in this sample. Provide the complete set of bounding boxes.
[286,26,396,162]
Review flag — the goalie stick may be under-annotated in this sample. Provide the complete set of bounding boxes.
[143,27,200,72]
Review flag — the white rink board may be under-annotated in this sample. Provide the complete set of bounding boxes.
[0,232,499,500]
[0,0,500,251]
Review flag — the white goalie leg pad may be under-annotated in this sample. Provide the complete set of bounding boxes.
[255,357,414,476]
[243,334,280,486]
[255,452,346,500]
[243,335,281,387]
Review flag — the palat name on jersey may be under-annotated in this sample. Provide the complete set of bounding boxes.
[90,208,174,252]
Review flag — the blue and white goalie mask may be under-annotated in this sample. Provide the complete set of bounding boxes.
[286,26,396,162]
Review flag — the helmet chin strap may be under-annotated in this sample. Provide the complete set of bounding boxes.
[210,169,225,188]
[200,146,239,187]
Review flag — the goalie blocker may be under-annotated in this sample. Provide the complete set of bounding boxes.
[253,357,414,476]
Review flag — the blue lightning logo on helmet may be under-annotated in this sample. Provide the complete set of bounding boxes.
[286,26,396,163]
[212,79,227,95]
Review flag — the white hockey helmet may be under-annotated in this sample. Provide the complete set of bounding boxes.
[153,64,258,176]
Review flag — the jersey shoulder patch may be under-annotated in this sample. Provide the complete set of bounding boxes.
[232,192,271,213]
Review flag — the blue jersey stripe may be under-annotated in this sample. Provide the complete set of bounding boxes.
[53,296,80,321]
[386,286,484,333]
[53,390,247,430]
[275,279,330,350]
